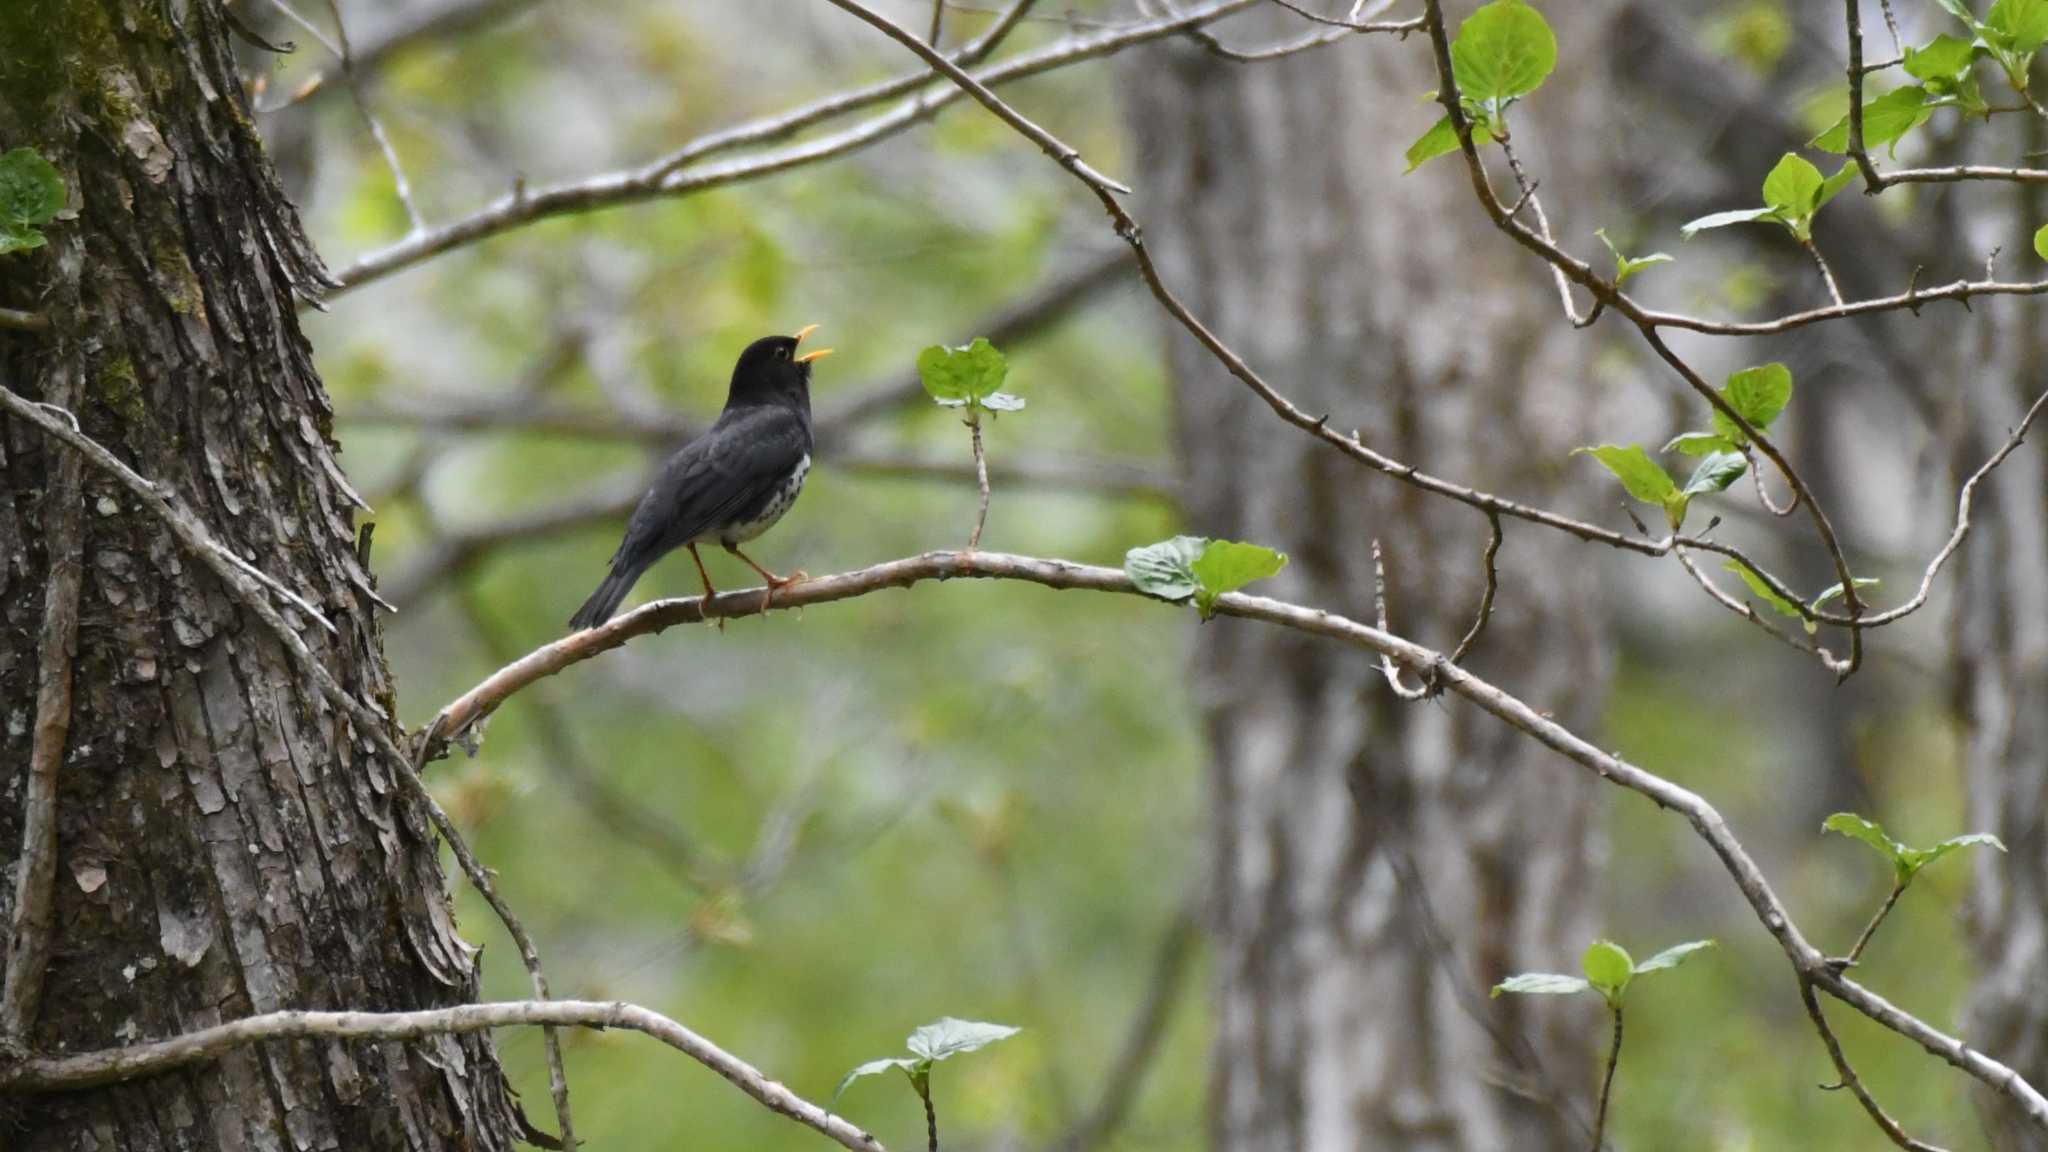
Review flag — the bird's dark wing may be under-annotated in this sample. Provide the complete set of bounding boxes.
[611,404,810,567]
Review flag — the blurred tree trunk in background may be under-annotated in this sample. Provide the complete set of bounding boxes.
[0,3,521,1148]
[1124,9,1613,1150]
[1959,133,2048,1152]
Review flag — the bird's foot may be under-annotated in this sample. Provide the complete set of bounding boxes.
[761,570,807,614]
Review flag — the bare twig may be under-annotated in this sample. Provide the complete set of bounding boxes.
[319,0,427,235]
[0,307,50,333]
[403,546,2048,1126]
[0,367,83,1041]
[1800,980,1949,1152]
[1447,512,1502,665]
[1842,879,1907,968]
[1804,238,1846,308]
[1591,1005,1623,1152]
[967,410,991,549]
[326,1,1254,294]
[0,999,886,1151]
[1371,539,1430,700]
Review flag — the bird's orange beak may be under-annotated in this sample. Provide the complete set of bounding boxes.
[793,324,833,363]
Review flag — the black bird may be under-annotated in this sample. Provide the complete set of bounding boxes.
[568,326,831,631]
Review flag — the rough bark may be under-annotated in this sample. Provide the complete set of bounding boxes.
[0,2,522,1149]
[1124,10,1612,1151]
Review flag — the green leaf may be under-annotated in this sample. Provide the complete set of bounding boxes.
[1634,939,1715,975]
[979,391,1026,412]
[1124,536,1207,604]
[1404,113,1495,172]
[2035,222,2048,261]
[1680,207,1775,238]
[1725,558,1804,621]
[917,338,1009,407]
[1191,539,1289,619]
[1681,450,1748,498]
[1711,363,1794,443]
[1572,445,1679,506]
[1987,0,2048,51]
[0,225,47,256]
[1581,940,1635,999]
[1761,152,1825,218]
[0,148,64,228]
[1450,0,1558,106]
[831,1058,920,1110]
[1595,228,1673,285]
[1817,162,1860,208]
[1663,432,1737,456]
[1802,577,1879,633]
[1934,0,1984,30]
[1491,972,1591,997]
[1823,812,1907,865]
[1905,33,1980,80]
[905,1018,1020,1062]
[1811,87,1936,155]
[1898,832,2007,877]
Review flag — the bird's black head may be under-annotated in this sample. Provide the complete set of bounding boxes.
[726,325,831,411]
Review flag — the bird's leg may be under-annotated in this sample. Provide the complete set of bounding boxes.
[689,544,724,631]
[726,543,806,614]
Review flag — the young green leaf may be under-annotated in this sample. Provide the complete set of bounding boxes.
[1680,206,1776,238]
[979,392,1026,412]
[1711,363,1793,444]
[906,1018,1021,1061]
[1681,450,1748,499]
[918,338,1009,408]
[1809,578,1881,615]
[1897,832,2007,877]
[1450,0,1558,108]
[1595,228,1674,285]
[1491,972,1591,997]
[1405,114,1495,172]
[1124,536,1207,604]
[1633,939,1715,975]
[1761,153,1825,218]
[1987,0,2048,52]
[1581,940,1635,999]
[1811,87,1937,155]
[1905,33,1981,80]
[0,148,64,230]
[1724,558,1805,621]
[1823,812,1907,866]
[1934,0,1984,32]
[1572,445,1678,506]
[2035,222,2048,262]
[831,1057,920,1110]
[1190,539,1289,619]
[0,226,47,256]
[1663,432,1737,457]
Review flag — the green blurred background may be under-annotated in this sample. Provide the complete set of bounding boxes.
[263,0,1997,1146]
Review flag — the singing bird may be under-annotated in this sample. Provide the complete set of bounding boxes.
[568,327,831,631]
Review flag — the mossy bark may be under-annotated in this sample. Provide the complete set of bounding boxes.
[0,2,523,1148]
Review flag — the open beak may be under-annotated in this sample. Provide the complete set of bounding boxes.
[793,323,833,364]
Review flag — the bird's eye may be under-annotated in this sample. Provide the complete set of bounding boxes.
[776,346,789,360]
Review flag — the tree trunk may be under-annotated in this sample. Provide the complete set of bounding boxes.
[1124,12,1612,1151]
[1958,129,2048,1152]
[0,3,522,1148]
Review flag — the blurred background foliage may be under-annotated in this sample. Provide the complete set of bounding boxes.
[260,0,1995,1146]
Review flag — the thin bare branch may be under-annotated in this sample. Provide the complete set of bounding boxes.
[1591,1006,1623,1152]
[0,367,84,1041]
[1800,980,1950,1152]
[967,411,992,548]
[320,0,427,235]
[1371,539,1430,700]
[0,307,50,333]
[1446,512,1503,665]
[0,999,887,1151]
[1841,879,1906,969]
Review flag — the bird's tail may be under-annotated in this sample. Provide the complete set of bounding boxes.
[568,561,644,631]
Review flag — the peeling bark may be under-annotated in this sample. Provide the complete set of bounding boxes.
[0,2,521,1148]
[1124,11,1614,1150]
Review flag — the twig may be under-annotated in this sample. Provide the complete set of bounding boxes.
[0,367,84,1041]
[966,409,990,549]
[1804,238,1847,308]
[1842,879,1907,968]
[0,386,577,1143]
[1800,980,1949,1152]
[0,307,50,333]
[1371,539,1430,700]
[0,999,886,1150]
[927,0,944,44]
[401,546,2048,1126]
[325,1,1254,294]
[1591,1005,1623,1152]
[320,0,428,235]
[1447,512,1502,665]
[923,1088,939,1152]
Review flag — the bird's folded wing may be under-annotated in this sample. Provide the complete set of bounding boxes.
[626,405,809,558]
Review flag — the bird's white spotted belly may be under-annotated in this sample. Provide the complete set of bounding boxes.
[717,453,809,545]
